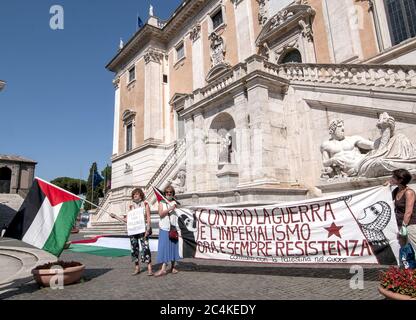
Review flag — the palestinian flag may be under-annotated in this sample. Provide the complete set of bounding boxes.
[5,177,82,257]
[68,235,158,257]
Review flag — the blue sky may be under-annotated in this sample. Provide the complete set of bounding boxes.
[0,0,181,181]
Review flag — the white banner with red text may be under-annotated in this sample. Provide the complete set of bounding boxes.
[172,186,400,265]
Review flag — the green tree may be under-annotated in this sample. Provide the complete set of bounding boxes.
[84,162,103,210]
[101,164,112,195]
[51,177,87,195]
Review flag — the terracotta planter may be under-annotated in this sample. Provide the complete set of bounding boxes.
[378,286,416,300]
[32,264,85,287]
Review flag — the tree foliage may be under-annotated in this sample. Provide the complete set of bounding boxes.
[51,177,87,195]
[84,162,103,210]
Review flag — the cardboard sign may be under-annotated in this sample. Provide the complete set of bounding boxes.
[127,207,146,236]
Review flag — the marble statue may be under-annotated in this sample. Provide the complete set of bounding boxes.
[219,132,232,164]
[357,112,416,178]
[320,119,374,179]
[209,32,226,66]
[149,4,154,17]
[168,166,186,194]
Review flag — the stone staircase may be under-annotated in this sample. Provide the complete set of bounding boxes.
[0,194,24,231]
[88,139,186,235]
[0,194,24,211]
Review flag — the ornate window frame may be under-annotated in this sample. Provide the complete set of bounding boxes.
[175,40,186,64]
[255,2,316,63]
[122,109,136,152]
[127,65,136,85]
[208,2,227,34]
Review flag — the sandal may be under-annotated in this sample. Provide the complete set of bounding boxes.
[154,270,167,277]
[171,268,179,274]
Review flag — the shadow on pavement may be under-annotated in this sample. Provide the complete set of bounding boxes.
[81,268,112,282]
[0,268,112,300]
[177,262,384,281]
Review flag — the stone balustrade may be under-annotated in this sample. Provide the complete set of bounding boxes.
[182,55,416,111]
[266,61,416,90]
[144,138,186,194]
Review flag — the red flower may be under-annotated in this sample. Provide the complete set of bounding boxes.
[380,267,416,298]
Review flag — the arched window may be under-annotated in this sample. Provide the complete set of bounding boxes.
[0,167,12,194]
[280,49,302,63]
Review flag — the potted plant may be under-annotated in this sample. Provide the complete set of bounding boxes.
[32,261,85,287]
[378,267,416,300]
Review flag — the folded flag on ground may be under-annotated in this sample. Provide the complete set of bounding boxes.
[68,235,158,257]
[4,177,82,257]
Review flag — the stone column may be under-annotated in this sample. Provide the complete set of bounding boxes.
[245,78,287,186]
[112,77,121,155]
[193,112,207,192]
[144,49,164,141]
[234,89,252,187]
[190,25,205,90]
[184,116,196,192]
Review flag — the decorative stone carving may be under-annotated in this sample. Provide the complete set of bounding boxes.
[112,77,120,89]
[168,166,187,194]
[257,0,269,26]
[357,113,416,178]
[320,119,374,179]
[149,4,154,17]
[209,32,226,67]
[122,109,136,125]
[258,42,270,60]
[124,163,132,173]
[269,10,294,31]
[144,49,164,64]
[189,24,201,42]
[299,19,313,42]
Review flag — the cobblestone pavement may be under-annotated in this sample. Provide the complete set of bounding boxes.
[2,243,387,300]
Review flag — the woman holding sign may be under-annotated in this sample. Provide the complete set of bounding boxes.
[126,188,153,276]
[154,186,181,277]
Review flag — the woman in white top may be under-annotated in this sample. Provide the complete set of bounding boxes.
[154,186,181,277]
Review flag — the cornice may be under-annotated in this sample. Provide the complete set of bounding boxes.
[106,0,207,72]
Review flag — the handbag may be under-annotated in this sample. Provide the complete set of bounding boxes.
[169,222,178,241]
[147,227,153,236]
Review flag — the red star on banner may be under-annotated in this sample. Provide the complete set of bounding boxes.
[325,222,343,239]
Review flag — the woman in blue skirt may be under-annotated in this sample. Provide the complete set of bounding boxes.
[154,186,181,277]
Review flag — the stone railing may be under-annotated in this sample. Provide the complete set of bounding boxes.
[144,138,186,194]
[267,62,416,90]
[182,55,416,112]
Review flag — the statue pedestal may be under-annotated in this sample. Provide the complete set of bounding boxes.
[316,174,416,196]
[216,164,239,189]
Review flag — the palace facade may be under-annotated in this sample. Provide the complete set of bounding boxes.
[95,0,416,223]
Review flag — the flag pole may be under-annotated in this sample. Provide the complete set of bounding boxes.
[91,169,94,208]
[34,177,122,221]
